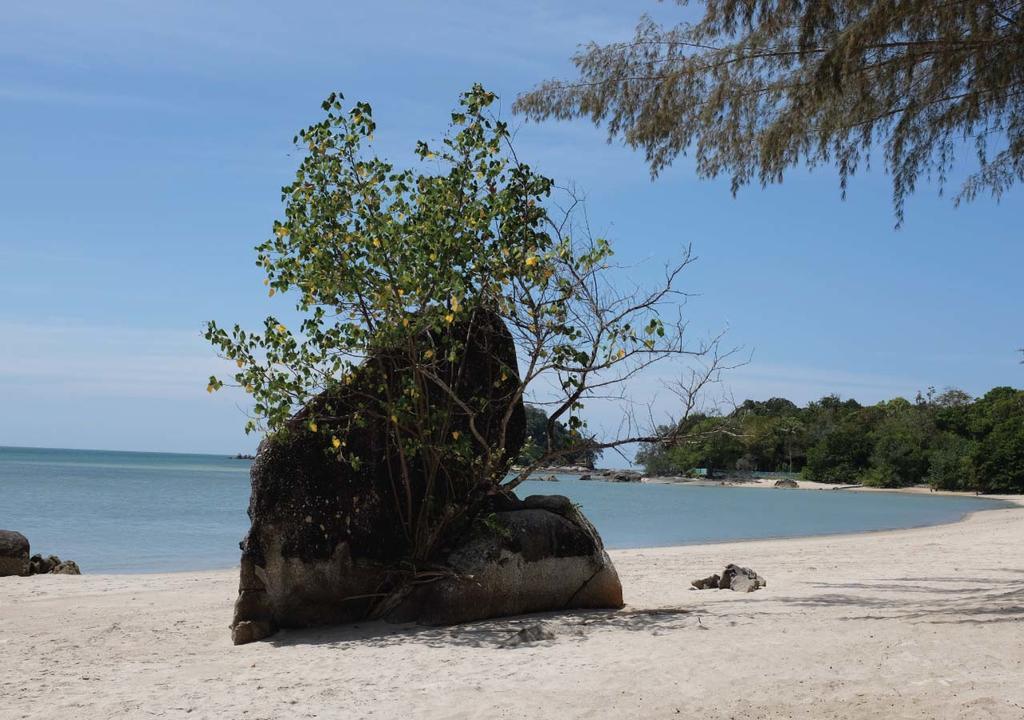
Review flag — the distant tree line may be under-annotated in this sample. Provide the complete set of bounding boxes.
[518,404,602,469]
[635,387,1024,493]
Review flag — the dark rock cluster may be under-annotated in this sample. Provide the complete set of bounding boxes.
[582,469,643,483]
[29,554,81,575]
[0,530,81,577]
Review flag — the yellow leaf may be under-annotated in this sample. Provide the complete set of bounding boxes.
[236,359,244,368]
[309,421,318,433]
[268,288,276,297]
[424,349,434,359]
[332,436,341,449]
[206,384,215,394]
[429,253,438,261]
[390,415,398,424]
[244,385,254,393]
[451,431,461,440]
[275,324,287,334]
[445,313,454,324]
[373,238,381,248]
[524,256,538,267]
[402,318,410,327]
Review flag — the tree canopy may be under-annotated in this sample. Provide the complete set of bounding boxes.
[205,85,712,564]
[518,404,602,468]
[515,1,1024,223]
[636,386,1024,492]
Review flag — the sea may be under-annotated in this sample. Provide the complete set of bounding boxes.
[0,446,1013,574]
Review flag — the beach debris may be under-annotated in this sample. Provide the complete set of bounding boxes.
[0,530,30,577]
[691,564,766,592]
[723,564,765,592]
[501,622,558,647]
[773,478,799,488]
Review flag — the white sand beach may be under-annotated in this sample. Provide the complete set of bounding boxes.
[3,496,1023,720]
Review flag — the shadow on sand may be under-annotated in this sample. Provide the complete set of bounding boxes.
[268,606,699,650]
[770,571,1024,625]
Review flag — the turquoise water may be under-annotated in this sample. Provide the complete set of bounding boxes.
[0,446,1013,573]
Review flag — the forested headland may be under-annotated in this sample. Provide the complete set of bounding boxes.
[635,387,1024,493]
[518,405,601,469]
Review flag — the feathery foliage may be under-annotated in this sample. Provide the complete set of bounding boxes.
[515,1,1024,224]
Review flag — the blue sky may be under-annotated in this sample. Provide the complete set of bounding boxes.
[2,1,1021,455]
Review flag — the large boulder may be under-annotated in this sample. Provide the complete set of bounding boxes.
[231,311,623,644]
[0,530,29,577]
[390,494,622,625]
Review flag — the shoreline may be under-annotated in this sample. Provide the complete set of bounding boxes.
[640,473,1005,496]
[59,487,1019,577]
[35,483,1019,577]
[3,498,1024,718]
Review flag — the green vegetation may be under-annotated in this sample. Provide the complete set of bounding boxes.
[515,2,1024,225]
[518,404,602,468]
[636,387,1024,493]
[205,85,698,565]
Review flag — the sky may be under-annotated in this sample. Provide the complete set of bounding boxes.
[1,1,1021,456]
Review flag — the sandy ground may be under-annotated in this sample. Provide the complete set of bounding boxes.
[2,498,1023,720]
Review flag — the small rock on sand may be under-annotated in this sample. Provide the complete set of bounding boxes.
[691,564,766,592]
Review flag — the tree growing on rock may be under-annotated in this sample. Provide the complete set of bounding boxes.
[206,85,723,600]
